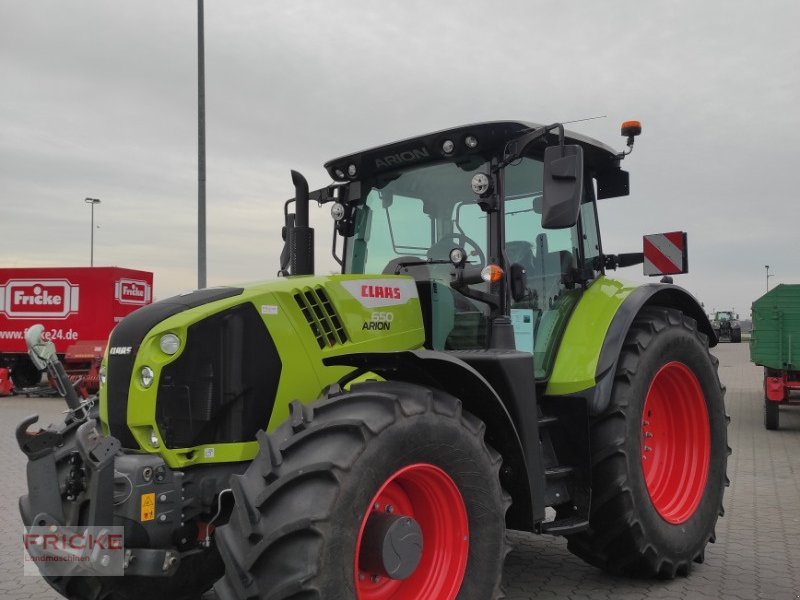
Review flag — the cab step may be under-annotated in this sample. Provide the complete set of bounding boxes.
[540,516,590,536]
[544,466,574,480]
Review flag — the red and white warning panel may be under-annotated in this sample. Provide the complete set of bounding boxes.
[643,231,688,276]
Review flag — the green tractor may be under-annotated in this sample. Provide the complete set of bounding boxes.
[711,310,742,343]
[18,120,729,600]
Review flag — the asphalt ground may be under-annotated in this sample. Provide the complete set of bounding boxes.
[1,342,798,599]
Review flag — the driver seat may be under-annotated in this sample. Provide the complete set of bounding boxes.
[506,240,537,274]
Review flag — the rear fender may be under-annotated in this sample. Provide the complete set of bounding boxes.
[323,350,541,529]
[547,278,713,415]
[589,283,715,415]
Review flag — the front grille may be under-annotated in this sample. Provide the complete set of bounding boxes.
[294,287,348,348]
[105,287,245,448]
[156,302,281,449]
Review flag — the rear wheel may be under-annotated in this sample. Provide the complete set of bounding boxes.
[764,371,782,430]
[567,306,729,577]
[214,381,510,600]
[764,377,780,431]
[765,398,780,430]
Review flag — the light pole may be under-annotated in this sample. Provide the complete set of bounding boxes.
[85,198,101,267]
[765,264,773,292]
[197,0,207,289]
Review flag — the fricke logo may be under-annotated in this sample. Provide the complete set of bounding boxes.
[0,279,79,319]
[115,279,152,305]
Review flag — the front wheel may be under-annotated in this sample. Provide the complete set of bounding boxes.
[567,306,729,578]
[214,381,510,600]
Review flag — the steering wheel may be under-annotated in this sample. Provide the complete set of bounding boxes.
[426,234,486,268]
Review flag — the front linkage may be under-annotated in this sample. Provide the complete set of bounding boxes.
[17,394,230,599]
[18,404,188,578]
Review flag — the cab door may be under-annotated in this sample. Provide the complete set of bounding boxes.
[503,156,601,379]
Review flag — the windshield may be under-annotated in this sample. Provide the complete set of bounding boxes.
[345,158,489,276]
[715,312,732,321]
[344,158,492,350]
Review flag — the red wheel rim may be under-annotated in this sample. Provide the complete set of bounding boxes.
[641,361,710,524]
[354,463,468,600]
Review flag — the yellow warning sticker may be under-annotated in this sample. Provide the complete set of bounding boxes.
[140,493,155,522]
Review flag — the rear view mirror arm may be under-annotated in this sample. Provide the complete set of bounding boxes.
[495,123,566,171]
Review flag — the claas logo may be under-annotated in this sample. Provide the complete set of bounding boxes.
[0,279,79,319]
[115,279,152,305]
[360,285,402,300]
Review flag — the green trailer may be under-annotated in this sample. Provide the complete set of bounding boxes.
[750,284,800,429]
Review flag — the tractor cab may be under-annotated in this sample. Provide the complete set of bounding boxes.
[300,121,635,378]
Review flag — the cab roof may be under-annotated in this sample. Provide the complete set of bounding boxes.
[324,120,629,199]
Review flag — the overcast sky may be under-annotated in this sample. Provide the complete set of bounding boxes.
[2,1,798,317]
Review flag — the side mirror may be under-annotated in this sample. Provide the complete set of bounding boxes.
[541,145,584,229]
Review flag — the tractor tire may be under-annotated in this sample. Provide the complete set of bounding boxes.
[765,398,780,430]
[213,380,510,600]
[38,546,224,600]
[566,306,729,578]
[764,372,782,430]
[731,330,742,343]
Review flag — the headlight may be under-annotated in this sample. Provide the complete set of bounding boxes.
[149,428,160,448]
[140,366,154,388]
[449,247,466,266]
[159,333,181,355]
[99,365,107,386]
[471,173,491,196]
[330,203,346,221]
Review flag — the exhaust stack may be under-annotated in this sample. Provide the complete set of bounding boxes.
[289,170,314,276]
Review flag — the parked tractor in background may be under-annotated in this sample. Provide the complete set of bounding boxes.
[750,284,800,430]
[18,120,729,600]
[711,310,742,343]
